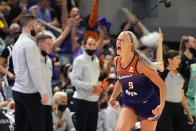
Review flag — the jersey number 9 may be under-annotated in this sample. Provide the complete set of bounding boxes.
[128,82,134,90]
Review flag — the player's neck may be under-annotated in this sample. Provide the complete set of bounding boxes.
[121,52,134,65]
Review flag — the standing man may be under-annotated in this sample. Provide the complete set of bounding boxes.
[37,34,54,131]
[12,14,49,131]
[71,37,102,131]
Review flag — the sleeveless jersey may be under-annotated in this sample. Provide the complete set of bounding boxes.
[116,54,155,103]
[186,64,196,98]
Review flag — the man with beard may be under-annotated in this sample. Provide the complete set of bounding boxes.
[12,14,49,131]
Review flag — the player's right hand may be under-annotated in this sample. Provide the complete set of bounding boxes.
[152,104,163,116]
[108,97,118,110]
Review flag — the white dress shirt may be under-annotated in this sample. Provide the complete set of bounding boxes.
[40,55,53,105]
[71,52,100,102]
[12,34,47,97]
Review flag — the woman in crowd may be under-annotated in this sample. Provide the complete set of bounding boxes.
[52,91,75,131]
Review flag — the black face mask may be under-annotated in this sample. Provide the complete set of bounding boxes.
[100,101,108,109]
[41,50,48,57]
[189,47,196,57]
[58,105,67,112]
[86,49,96,56]
[30,29,36,37]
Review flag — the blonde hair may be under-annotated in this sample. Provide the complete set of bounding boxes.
[123,31,159,70]
[53,91,67,103]
[179,35,189,54]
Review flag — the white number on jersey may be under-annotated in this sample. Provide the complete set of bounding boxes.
[125,89,138,96]
[128,82,134,90]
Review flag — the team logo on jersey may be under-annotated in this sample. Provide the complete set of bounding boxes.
[129,66,134,72]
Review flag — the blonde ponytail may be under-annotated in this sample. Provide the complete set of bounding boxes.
[124,31,159,70]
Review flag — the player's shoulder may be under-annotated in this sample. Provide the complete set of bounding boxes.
[136,59,152,74]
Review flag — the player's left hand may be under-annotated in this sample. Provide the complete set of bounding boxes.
[152,104,164,116]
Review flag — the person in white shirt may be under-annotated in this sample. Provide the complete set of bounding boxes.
[12,14,49,131]
[71,37,102,131]
[97,92,108,131]
[37,34,54,131]
[52,91,75,131]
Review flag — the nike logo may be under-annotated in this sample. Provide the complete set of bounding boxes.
[142,100,148,103]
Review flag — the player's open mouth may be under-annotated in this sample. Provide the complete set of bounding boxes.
[117,46,121,50]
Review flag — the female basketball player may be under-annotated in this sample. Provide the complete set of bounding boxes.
[108,31,167,131]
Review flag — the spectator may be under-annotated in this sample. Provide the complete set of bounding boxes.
[53,91,75,131]
[59,64,75,110]
[97,92,109,131]
[178,35,196,92]
[0,12,9,38]
[29,0,52,24]
[6,0,28,25]
[0,78,13,108]
[0,23,20,100]
[55,3,84,64]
